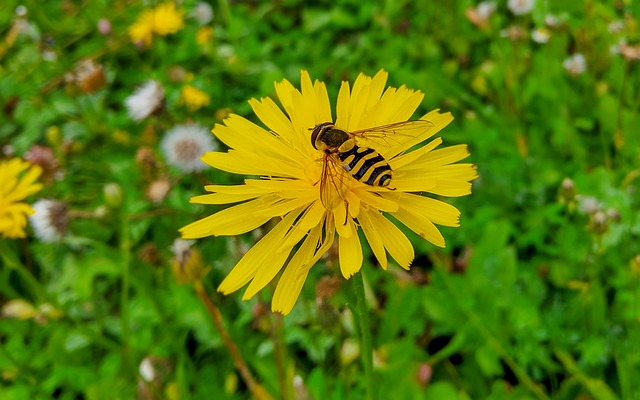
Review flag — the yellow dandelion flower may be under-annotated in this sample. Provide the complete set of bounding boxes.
[180,70,477,315]
[153,3,184,36]
[128,9,156,46]
[181,84,211,111]
[0,158,42,239]
[196,26,214,46]
[128,3,184,46]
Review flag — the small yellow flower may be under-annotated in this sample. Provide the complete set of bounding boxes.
[128,9,155,46]
[196,26,214,45]
[180,70,477,314]
[181,84,210,111]
[170,239,210,284]
[129,3,184,46]
[153,3,185,36]
[0,158,42,239]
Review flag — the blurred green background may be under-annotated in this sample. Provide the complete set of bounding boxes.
[1,0,640,399]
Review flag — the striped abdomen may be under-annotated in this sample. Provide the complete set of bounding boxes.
[337,145,392,187]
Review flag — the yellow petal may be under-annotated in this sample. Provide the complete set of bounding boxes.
[353,188,399,212]
[366,211,414,270]
[389,138,443,170]
[346,190,361,218]
[346,73,372,131]
[365,70,389,111]
[201,151,305,179]
[398,194,461,227]
[389,174,437,192]
[249,97,307,155]
[429,181,474,197]
[313,79,333,123]
[339,222,363,278]
[357,209,388,269]
[402,144,472,171]
[278,201,326,251]
[392,207,446,248]
[180,197,278,238]
[242,246,292,300]
[333,202,352,238]
[335,81,351,128]
[272,217,335,314]
[215,114,306,166]
[218,210,302,294]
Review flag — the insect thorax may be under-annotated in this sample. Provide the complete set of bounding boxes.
[313,123,350,150]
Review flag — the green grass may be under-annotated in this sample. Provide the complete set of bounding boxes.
[1,0,639,398]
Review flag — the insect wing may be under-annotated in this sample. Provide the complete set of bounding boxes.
[319,152,350,211]
[349,120,435,150]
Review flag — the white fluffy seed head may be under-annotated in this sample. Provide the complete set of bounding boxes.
[194,2,214,25]
[29,199,68,242]
[563,53,587,75]
[161,124,216,173]
[125,80,165,121]
[508,0,535,16]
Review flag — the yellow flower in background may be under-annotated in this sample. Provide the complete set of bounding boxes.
[153,3,185,36]
[0,158,42,239]
[181,85,210,111]
[129,3,184,46]
[180,70,477,314]
[196,26,214,46]
[128,9,155,45]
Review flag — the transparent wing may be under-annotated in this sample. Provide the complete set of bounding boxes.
[319,152,350,211]
[349,120,435,150]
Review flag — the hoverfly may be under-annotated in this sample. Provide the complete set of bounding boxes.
[310,120,434,211]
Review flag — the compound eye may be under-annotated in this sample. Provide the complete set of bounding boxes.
[310,125,320,149]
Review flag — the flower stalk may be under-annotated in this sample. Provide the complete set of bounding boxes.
[193,281,273,400]
[353,271,375,400]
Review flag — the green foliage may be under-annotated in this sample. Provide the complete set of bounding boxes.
[1,0,639,398]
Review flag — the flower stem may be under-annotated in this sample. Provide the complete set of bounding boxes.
[119,213,133,373]
[272,312,291,400]
[193,281,273,400]
[353,271,375,400]
[0,240,46,303]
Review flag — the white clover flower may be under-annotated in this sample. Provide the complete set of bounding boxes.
[610,38,626,55]
[139,357,155,382]
[161,124,216,173]
[608,20,624,34]
[476,1,497,19]
[125,80,165,121]
[193,2,213,25]
[508,0,535,16]
[531,27,550,43]
[563,53,587,75]
[545,14,559,27]
[578,196,600,215]
[29,199,68,242]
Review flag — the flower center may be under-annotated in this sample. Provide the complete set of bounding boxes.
[175,139,201,162]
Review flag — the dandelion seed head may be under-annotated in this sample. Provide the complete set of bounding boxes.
[146,177,171,204]
[508,0,535,16]
[531,27,550,43]
[73,59,107,93]
[125,80,165,121]
[29,199,68,243]
[563,53,587,75]
[476,1,496,19]
[161,124,215,173]
[15,5,27,17]
[97,18,111,35]
[193,2,213,25]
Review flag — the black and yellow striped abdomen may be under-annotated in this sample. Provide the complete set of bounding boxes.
[337,145,392,187]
